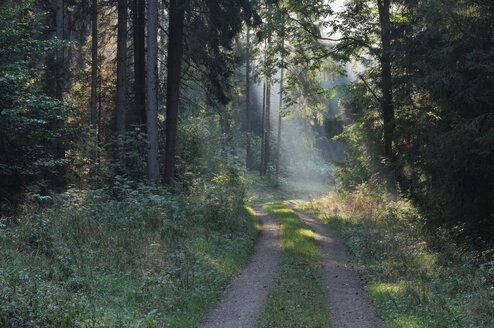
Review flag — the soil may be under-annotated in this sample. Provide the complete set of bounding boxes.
[287,203,384,328]
[201,202,383,328]
[199,204,281,328]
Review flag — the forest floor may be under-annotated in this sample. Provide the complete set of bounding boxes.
[201,202,382,328]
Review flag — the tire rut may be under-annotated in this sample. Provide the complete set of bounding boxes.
[287,203,383,328]
[200,204,281,328]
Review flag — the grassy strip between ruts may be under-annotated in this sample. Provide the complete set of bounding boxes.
[297,192,494,328]
[257,202,332,328]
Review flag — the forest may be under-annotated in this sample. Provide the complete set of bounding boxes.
[0,0,493,327]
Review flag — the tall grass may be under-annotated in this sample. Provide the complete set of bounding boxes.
[0,182,258,327]
[298,185,494,328]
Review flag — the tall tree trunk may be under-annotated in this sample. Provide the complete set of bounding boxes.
[377,0,396,191]
[245,28,252,170]
[116,0,127,140]
[133,0,146,127]
[90,0,98,131]
[90,0,98,178]
[55,0,66,190]
[164,0,185,185]
[56,0,64,101]
[263,74,271,176]
[377,0,394,159]
[146,0,160,186]
[259,81,266,175]
[276,66,283,176]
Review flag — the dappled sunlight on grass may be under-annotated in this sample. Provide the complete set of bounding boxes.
[369,282,404,294]
[258,202,331,328]
[298,191,494,328]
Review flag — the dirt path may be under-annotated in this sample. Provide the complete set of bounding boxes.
[200,204,281,328]
[287,203,384,328]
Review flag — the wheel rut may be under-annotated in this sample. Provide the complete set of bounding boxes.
[200,204,281,328]
[287,203,384,328]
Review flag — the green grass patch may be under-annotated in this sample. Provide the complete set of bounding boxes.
[0,189,259,327]
[257,202,332,328]
[298,192,494,328]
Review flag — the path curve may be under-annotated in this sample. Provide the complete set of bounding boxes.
[200,204,281,328]
[287,203,384,328]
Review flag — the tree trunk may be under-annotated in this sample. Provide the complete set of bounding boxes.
[245,28,252,169]
[133,0,146,127]
[55,0,66,190]
[164,0,186,185]
[90,0,98,131]
[56,0,64,101]
[146,0,160,186]
[377,0,394,159]
[377,0,396,191]
[116,0,127,139]
[276,66,283,176]
[259,81,266,175]
[263,74,271,176]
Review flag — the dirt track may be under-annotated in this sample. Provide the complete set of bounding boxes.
[201,203,383,328]
[288,203,383,328]
[199,204,281,328]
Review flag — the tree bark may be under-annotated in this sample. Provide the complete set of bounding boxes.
[164,0,186,185]
[90,0,98,131]
[377,0,396,191]
[146,0,160,186]
[245,28,252,170]
[377,0,395,159]
[263,74,271,176]
[116,0,127,139]
[259,81,266,175]
[55,0,66,190]
[276,66,283,176]
[56,0,64,101]
[132,0,146,127]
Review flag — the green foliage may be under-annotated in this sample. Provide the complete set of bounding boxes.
[335,0,494,242]
[0,178,258,327]
[300,190,494,327]
[0,4,67,213]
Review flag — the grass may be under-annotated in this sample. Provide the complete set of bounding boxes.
[257,202,332,328]
[0,189,259,327]
[245,171,333,204]
[297,190,494,328]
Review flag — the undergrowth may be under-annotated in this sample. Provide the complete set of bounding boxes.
[0,176,258,327]
[257,202,331,328]
[298,184,494,328]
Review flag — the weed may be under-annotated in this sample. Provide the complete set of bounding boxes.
[298,189,494,328]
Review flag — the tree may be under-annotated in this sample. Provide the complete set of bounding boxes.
[54,0,66,190]
[116,0,127,140]
[132,0,146,127]
[146,0,160,186]
[276,65,283,176]
[90,0,98,131]
[260,80,266,174]
[377,0,395,163]
[245,28,252,169]
[0,4,66,211]
[164,0,260,184]
[164,0,186,185]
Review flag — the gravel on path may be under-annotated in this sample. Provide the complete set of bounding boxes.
[200,204,281,328]
[287,203,384,328]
